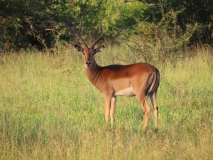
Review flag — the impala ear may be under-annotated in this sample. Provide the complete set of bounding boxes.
[74,45,84,53]
[94,46,105,54]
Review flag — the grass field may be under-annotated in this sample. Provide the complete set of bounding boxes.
[0,45,213,159]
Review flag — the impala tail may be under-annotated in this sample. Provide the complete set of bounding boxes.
[146,70,160,96]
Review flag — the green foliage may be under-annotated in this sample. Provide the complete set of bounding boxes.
[0,0,75,51]
[121,0,213,62]
[0,0,107,51]
[0,0,212,53]
[143,0,213,45]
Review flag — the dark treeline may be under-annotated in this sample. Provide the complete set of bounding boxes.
[0,0,212,53]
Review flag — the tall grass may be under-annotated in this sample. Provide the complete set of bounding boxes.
[0,46,213,159]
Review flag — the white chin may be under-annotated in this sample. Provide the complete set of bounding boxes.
[84,64,91,68]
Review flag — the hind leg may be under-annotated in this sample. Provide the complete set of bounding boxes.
[136,94,151,132]
[150,91,158,131]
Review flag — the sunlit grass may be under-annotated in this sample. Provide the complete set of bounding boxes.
[0,46,213,159]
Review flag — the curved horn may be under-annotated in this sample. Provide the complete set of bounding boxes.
[76,22,88,48]
[91,24,104,49]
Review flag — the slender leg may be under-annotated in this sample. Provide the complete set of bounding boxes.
[110,96,116,127]
[104,94,111,125]
[136,94,151,132]
[142,98,151,131]
[150,92,158,131]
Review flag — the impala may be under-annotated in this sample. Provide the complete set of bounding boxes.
[74,24,160,132]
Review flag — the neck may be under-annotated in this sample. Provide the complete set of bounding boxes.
[85,59,102,86]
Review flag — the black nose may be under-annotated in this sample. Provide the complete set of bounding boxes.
[86,61,91,66]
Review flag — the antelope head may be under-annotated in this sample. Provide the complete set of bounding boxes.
[74,23,105,68]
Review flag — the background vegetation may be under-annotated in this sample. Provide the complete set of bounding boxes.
[0,0,212,54]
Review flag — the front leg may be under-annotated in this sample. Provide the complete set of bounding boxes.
[110,96,116,127]
[104,94,116,128]
[104,94,111,125]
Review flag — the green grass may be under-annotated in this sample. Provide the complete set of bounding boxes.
[0,46,213,159]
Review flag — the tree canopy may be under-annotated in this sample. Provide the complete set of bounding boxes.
[0,0,212,53]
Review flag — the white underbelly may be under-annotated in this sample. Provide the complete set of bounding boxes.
[114,87,135,96]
